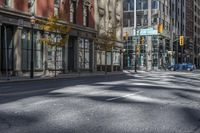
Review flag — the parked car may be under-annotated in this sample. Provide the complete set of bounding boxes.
[168,63,196,71]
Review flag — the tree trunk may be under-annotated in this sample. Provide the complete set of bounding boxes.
[55,45,57,77]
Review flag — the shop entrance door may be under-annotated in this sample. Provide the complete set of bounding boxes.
[0,25,14,75]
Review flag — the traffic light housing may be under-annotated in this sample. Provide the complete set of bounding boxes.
[136,44,140,54]
[140,37,145,45]
[179,36,184,46]
[158,24,163,33]
[124,32,129,41]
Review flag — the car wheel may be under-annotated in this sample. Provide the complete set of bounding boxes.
[171,68,175,71]
[187,68,191,71]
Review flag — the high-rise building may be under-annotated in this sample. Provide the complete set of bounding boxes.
[171,0,200,68]
[193,0,200,68]
[124,0,200,70]
[123,0,171,70]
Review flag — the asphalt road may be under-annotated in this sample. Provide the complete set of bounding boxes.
[0,71,200,133]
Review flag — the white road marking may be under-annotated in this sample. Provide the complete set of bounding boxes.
[88,90,108,95]
[106,91,143,101]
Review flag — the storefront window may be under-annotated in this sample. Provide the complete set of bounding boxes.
[22,31,30,70]
[35,33,43,70]
[107,52,112,65]
[22,31,43,71]
[48,34,63,70]
[79,38,90,69]
[113,51,120,65]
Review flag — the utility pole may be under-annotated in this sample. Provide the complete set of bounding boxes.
[134,0,137,72]
[146,0,152,71]
[134,0,136,36]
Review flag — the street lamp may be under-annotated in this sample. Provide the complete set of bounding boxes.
[30,15,36,78]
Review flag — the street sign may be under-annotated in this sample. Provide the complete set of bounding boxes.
[136,27,158,36]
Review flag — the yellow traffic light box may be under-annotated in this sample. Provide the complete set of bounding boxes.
[136,44,140,54]
[158,24,163,33]
[179,36,184,46]
[125,32,129,41]
[140,37,145,45]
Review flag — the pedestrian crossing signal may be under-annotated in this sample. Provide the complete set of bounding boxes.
[179,36,184,46]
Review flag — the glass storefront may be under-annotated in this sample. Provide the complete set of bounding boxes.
[1,26,14,72]
[47,34,64,70]
[22,30,43,71]
[48,46,63,70]
[97,49,121,67]
[124,36,169,69]
[79,38,90,70]
[113,50,121,66]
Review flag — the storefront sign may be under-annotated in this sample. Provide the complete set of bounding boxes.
[137,28,158,36]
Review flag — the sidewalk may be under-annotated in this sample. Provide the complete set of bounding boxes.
[0,71,124,84]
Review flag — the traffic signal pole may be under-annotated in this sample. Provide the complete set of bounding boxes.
[134,0,137,72]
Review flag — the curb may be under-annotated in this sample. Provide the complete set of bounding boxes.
[0,72,124,84]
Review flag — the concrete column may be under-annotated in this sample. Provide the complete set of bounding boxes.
[74,37,79,72]
[111,50,113,72]
[170,33,174,66]
[120,52,124,71]
[13,26,23,76]
[163,39,166,68]
[147,0,152,71]
[43,32,49,75]
[63,35,69,74]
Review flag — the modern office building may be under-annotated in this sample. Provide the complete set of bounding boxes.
[123,0,171,70]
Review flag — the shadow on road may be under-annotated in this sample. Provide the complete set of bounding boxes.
[0,72,200,133]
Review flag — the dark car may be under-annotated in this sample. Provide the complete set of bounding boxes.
[168,63,196,71]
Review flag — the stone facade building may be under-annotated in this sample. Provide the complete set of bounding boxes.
[94,0,124,72]
[123,0,171,70]
[0,0,123,77]
[171,0,200,68]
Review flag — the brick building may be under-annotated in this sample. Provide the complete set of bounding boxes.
[0,0,123,77]
[170,0,200,68]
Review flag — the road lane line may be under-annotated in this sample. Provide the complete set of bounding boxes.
[106,91,143,101]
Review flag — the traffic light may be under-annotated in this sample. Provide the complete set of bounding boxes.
[136,44,140,54]
[179,36,184,46]
[140,37,145,45]
[158,24,163,33]
[124,32,129,41]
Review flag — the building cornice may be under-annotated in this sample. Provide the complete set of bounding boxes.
[0,7,97,36]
